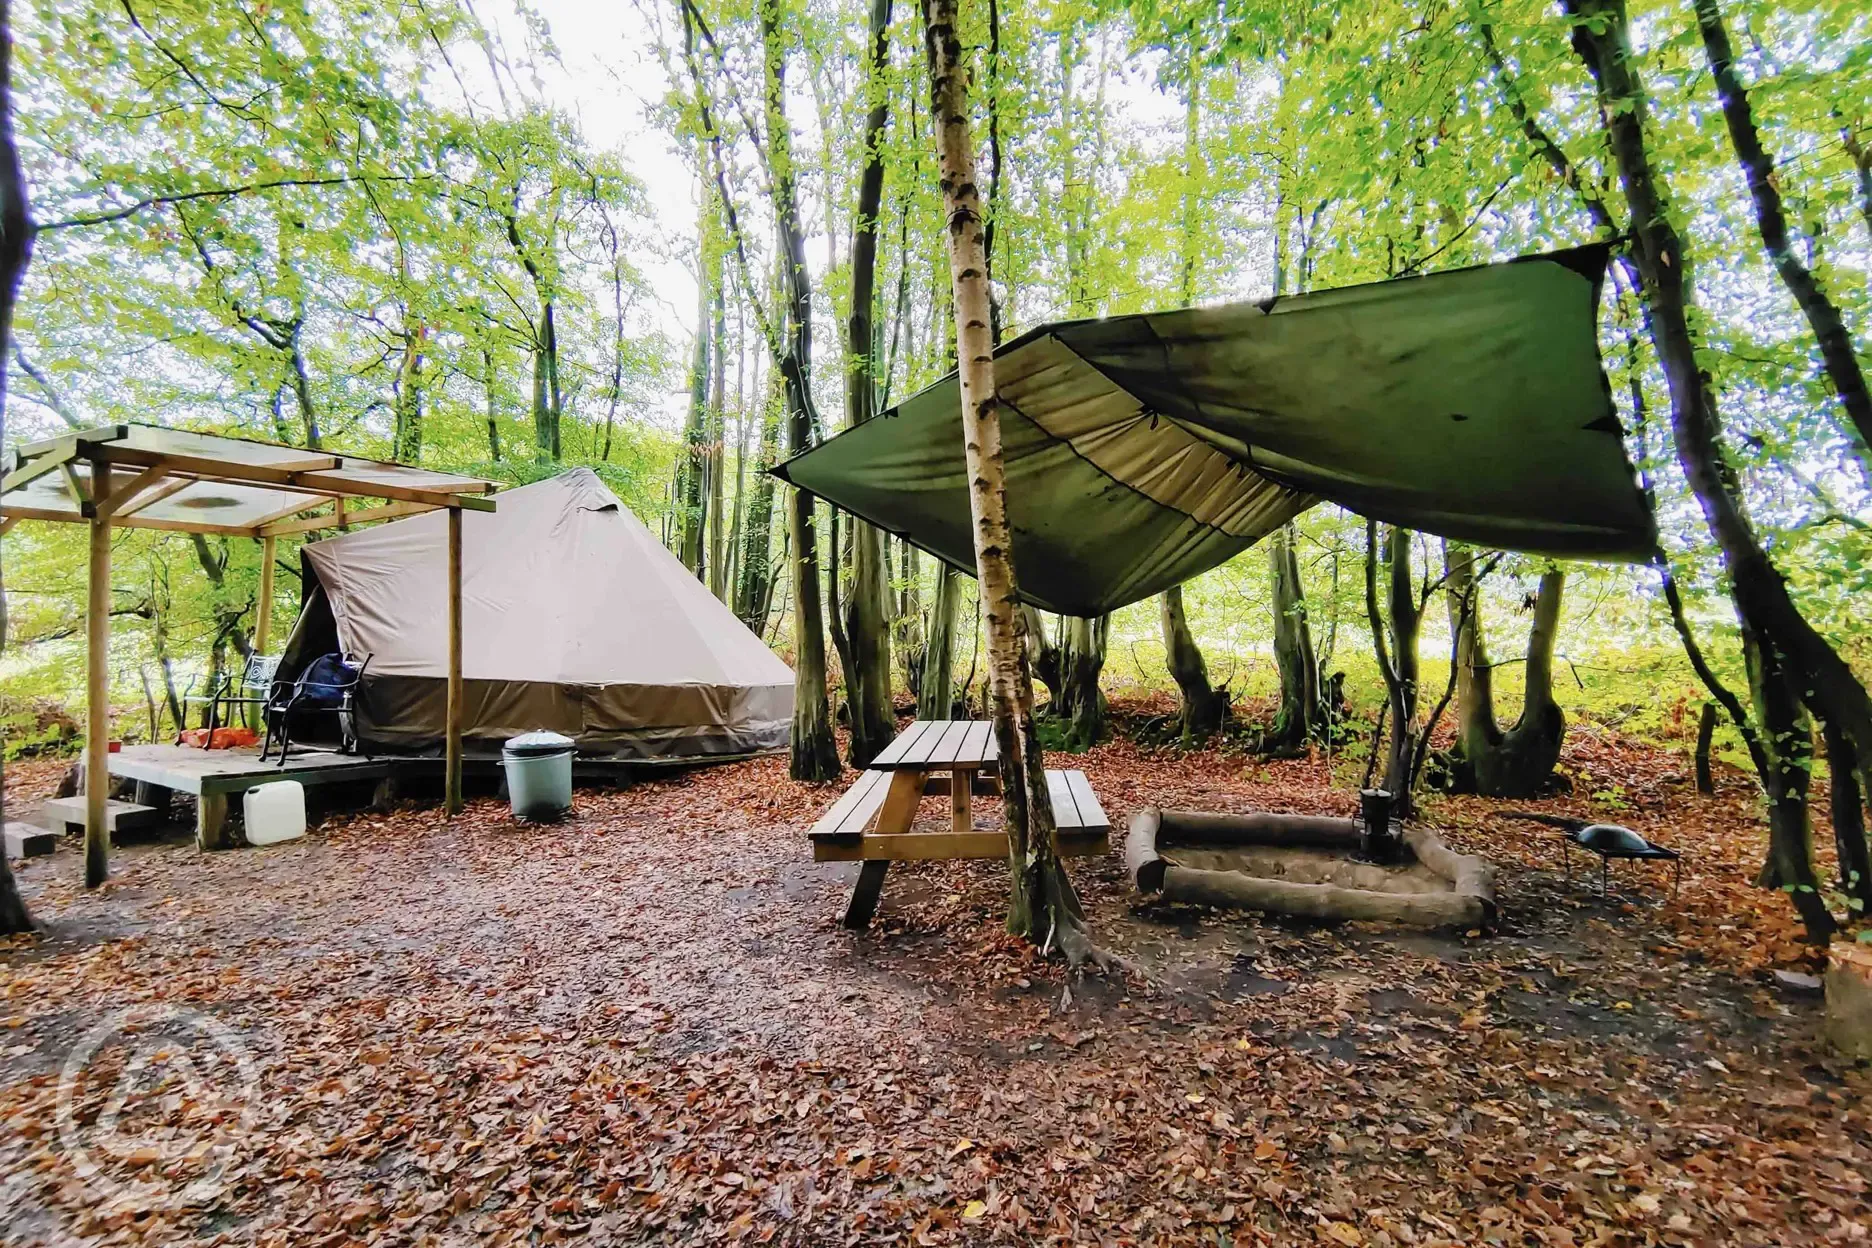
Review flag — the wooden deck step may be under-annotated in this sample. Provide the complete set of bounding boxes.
[41,796,164,838]
[5,821,56,858]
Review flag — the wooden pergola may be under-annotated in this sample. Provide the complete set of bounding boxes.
[0,424,498,886]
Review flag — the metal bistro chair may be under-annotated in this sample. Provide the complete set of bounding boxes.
[178,653,281,747]
[261,653,373,766]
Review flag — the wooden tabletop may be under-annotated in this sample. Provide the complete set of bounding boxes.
[867,719,1000,771]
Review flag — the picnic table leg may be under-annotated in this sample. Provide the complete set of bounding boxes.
[841,770,924,930]
[843,861,890,929]
[950,768,971,836]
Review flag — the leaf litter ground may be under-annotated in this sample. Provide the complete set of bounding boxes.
[1,708,1867,1247]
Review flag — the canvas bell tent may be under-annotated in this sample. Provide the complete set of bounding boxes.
[773,246,1656,616]
[281,469,794,760]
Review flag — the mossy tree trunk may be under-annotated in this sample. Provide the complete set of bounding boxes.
[838,0,897,765]
[1747,634,1833,942]
[1268,522,1323,752]
[1446,545,1566,797]
[1161,585,1227,743]
[1057,614,1109,750]
[917,564,957,719]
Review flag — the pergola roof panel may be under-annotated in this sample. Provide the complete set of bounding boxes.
[3,424,499,536]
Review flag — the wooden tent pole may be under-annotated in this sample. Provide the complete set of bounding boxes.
[446,504,463,815]
[255,534,277,654]
[84,464,115,889]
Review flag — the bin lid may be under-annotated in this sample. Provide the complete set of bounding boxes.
[503,730,577,758]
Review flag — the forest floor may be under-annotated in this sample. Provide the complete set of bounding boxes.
[1,699,1868,1247]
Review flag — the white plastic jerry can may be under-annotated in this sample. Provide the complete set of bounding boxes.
[244,780,308,846]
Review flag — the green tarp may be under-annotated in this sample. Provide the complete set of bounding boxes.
[773,245,1656,617]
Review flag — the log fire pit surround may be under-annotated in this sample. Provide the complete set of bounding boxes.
[1125,807,1497,930]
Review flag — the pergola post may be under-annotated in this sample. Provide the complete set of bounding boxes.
[445,503,463,815]
[255,534,277,654]
[84,463,115,889]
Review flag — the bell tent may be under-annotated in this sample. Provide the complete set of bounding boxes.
[282,468,793,760]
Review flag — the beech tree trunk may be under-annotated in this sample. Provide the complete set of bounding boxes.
[918,564,957,719]
[1747,635,1834,942]
[707,277,728,598]
[1162,585,1227,743]
[924,0,1104,963]
[1567,0,1872,941]
[839,0,897,766]
[760,0,838,782]
[1021,604,1063,707]
[1268,522,1323,752]
[1446,546,1566,797]
[1694,0,1872,473]
[678,237,710,576]
[531,301,562,462]
[735,371,781,631]
[1058,614,1109,751]
[0,0,33,934]
[392,320,424,464]
[1824,718,1872,918]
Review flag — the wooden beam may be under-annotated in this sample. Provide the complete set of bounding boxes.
[85,465,115,888]
[1,515,17,537]
[246,494,344,530]
[255,535,277,654]
[91,465,169,519]
[111,474,191,518]
[259,499,440,537]
[89,445,496,512]
[0,440,77,494]
[60,461,90,506]
[810,830,1109,863]
[445,504,464,816]
[15,424,126,459]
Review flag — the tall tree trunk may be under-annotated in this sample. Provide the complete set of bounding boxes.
[1021,604,1062,707]
[1694,0,1872,473]
[482,346,502,462]
[1268,522,1323,752]
[839,0,897,765]
[735,371,781,630]
[923,0,1111,966]
[1824,717,1872,918]
[761,0,838,782]
[897,542,925,703]
[392,320,424,464]
[0,0,33,935]
[678,248,710,575]
[1366,521,1421,813]
[707,279,728,599]
[1567,0,1872,939]
[1747,634,1834,942]
[1162,585,1226,742]
[532,301,562,462]
[918,564,957,719]
[1058,614,1109,751]
[1157,57,1226,743]
[1446,546,1567,797]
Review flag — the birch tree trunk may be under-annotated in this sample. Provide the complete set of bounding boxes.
[923,0,1111,965]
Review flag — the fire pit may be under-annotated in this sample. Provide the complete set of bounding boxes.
[1125,804,1497,930]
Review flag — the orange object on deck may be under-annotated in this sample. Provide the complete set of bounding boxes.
[178,726,260,750]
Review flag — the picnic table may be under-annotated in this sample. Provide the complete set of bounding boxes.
[809,719,1111,928]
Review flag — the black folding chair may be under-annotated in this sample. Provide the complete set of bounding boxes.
[261,653,372,766]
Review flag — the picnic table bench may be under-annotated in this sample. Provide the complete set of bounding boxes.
[809,719,1111,928]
